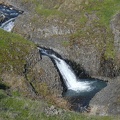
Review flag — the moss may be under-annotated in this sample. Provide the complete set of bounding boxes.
[79,15,88,26]
[22,0,66,19]
[0,29,35,75]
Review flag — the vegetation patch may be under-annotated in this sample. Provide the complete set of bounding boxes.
[62,40,70,47]
[0,89,119,120]
[0,29,35,75]
[83,0,120,29]
[35,4,65,17]
[0,90,47,120]
[70,0,120,59]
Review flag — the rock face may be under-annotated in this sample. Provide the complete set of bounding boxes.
[90,77,120,115]
[9,0,119,78]
[25,49,63,97]
[1,72,36,97]
[1,0,120,115]
[69,45,101,76]
[111,13,120,70]
[89,13,120,116]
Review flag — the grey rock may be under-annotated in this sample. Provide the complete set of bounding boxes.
[25,49,63,96]
[111,13,120,67]
[50,105,55,110]
[90,77,120,115]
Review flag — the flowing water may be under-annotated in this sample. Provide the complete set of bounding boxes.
[38,47,107,111]
[0,4,23,32]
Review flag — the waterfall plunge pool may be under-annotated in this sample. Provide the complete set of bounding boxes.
[38,46,107,112]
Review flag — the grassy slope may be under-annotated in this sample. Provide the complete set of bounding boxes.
[0,29,35,75]
[0,90,119,120]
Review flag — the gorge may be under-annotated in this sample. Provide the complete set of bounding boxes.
[0,0,120,119]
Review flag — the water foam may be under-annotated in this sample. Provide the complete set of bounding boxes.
[0,4,23,32]
[51,54,95,92]
[0,18,15,32]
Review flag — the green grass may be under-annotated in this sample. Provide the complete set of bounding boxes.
[0,89,8,99]
[0,90,119,120]
[0,29,35,75]
[0,90,47,120]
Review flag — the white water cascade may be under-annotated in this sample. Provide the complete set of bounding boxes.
[0,18,15,32]
[52,54,95,92]
[0,4,23,32]
[38,47,107,110]
[38,47,99,93]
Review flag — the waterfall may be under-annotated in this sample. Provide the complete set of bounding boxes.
[51,54,94,92]
[0,4,23,32]
[38,46,107,110]
[38,47,107,94]
[0,18,15,32]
